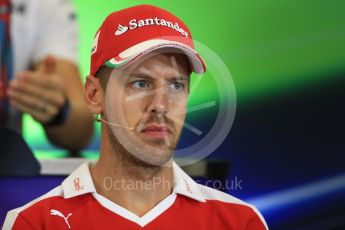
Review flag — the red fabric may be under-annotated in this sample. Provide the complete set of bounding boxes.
[12,194,266,230]
[0,0,12,126]
[0,0,11,33]
[90,4,198,76]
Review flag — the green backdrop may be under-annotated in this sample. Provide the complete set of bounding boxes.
[23,0,345,159]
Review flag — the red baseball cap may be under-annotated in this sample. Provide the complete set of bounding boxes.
[90,4,206,76]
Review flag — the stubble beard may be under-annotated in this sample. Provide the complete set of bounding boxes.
[106,124,180,173]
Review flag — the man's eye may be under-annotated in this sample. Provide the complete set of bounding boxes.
[169,82,185,90]
[132,80,149,89]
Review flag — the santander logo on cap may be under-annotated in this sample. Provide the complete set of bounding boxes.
[90,4,206,76]
[114,17,189,38]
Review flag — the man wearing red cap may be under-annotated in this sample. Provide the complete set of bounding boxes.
[3,5,268,229]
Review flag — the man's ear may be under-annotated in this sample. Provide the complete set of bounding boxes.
[84,75,104,114]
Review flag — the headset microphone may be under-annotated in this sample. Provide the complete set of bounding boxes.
[94,115,134,130]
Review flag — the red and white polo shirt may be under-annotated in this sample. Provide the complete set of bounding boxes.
[3,162,268,229]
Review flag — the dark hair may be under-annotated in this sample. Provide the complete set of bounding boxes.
[95,66,113,90]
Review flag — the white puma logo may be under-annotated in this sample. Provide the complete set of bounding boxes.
[50,209,72,229]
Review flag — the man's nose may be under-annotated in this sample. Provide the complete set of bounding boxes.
[148,89,170,115]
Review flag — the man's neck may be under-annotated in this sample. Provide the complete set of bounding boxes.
[90,143,174,217]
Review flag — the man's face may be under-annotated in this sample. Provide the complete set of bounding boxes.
[104,52,191,166]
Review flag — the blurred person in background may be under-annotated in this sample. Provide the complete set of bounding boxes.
[0,0,93,150]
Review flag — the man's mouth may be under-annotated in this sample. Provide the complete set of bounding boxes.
[141,124,171,138]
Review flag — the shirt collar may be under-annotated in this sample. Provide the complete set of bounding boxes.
[62,161,205,202]
[62,162,96,198]
[172,162,205,202]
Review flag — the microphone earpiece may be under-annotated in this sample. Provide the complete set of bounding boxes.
[94,114,134,130]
